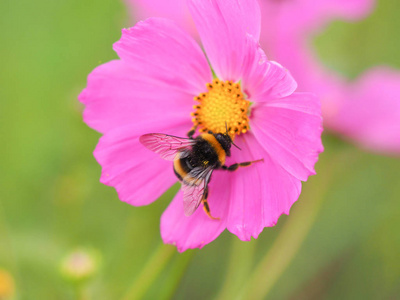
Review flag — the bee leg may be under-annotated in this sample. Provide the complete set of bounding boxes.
[221,158,264,171]
[202,187,219,220]
[187,125,198,138]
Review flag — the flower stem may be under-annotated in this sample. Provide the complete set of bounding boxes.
[121,243,176,300]
[235,153,342,300]
[163,251,195,299]
[215,237,256,300]
[74,284,90,300]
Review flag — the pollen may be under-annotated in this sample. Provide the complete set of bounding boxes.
[191,79,250,139]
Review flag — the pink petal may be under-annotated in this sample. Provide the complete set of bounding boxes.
[125,0,199,40]
[94,121,191,206]
[188,0,261,81]
[263,2,400,154]
[305,0,375,26]
[259,0,374,41]
[241,35,297,101]
[294,0,374,31]
[161,170,231,252]
[226,132,302,240]
[79,60,195,133]
[331,67,400,153]
[251,93,323,181]
[258,0,400,155]
[113,18,212,95]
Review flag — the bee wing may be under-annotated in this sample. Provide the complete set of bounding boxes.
[182,167,213,216]
[139,133,196,161]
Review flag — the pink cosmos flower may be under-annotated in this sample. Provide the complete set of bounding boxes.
[126,0,400,154]
[79,0,323,252]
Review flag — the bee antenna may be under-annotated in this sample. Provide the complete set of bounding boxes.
[232,142,241,150]
[224,121,241,150]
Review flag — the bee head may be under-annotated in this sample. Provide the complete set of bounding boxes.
[213,123,242,157]
[214,133,232,157]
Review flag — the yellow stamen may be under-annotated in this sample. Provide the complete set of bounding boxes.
[192,79,250,139]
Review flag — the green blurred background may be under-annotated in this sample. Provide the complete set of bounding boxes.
[1,0,399,299]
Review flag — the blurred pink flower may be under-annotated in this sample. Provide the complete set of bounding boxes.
[126,0,400,153]
[80,0,323,251]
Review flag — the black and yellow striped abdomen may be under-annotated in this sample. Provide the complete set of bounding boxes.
[173,133,227,185]
[173,158,203,186]
[173,158,189,182]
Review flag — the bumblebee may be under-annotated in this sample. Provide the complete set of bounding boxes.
[139,128,263,220]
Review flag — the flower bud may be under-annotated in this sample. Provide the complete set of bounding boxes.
[60,248,101,283]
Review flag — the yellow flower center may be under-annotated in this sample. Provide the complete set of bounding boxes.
[0,269,15,299]
[191,79,250,139]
